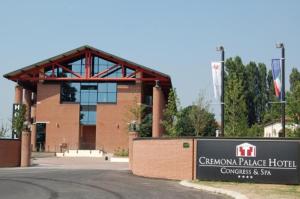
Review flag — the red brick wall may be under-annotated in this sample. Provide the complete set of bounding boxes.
[0,139,21,167]
[36,82,142,153]
[96,83,142,153]
[36,83,80,152]
[132,138,195,180]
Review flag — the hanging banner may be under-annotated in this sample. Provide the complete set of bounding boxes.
[211,62,222,100]
[271,59,281,99]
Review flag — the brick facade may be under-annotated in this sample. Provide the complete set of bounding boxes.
[131,138,195,180]
[36,83,80,152]
[35,82,142,153]
[0,139,21,167]
[96,83,142,153]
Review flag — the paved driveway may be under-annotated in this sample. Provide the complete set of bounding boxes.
[0,157,226,199]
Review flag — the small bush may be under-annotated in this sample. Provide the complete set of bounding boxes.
[114,148,129,157]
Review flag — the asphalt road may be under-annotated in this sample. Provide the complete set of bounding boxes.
[0,168,226,199]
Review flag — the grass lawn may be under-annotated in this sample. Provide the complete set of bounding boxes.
[194,180,300,199]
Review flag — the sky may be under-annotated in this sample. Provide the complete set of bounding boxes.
[0,0,300,122]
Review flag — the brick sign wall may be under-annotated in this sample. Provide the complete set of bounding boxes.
[0,139,21,167]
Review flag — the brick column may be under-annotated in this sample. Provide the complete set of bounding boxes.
[24,89,32,123]
[15,85,23,104]
[152,81,164,137]
[31,104,37,151]
[128,131,138,170]
[21,131,31,167]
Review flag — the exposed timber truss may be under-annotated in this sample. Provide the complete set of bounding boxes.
[5,46,171,84]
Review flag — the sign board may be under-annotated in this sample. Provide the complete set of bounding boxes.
[196,139,300,184]
[11,104,21,138]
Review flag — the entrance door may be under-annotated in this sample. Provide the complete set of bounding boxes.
[80,125,96,150]
[36,123,46,152]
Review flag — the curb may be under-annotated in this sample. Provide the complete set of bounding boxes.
[179,180,248,199]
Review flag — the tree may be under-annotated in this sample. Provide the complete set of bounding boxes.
[224,57,248,136]
[189,94,217,136]
[287,82,300,124]
[126,96,153,137]
[202,112,218,136]
[0,121,10,138]
[244,62,268,126]
[12,104,26,137]
[162,88,180,137]
[246,124,263,137]
[289,68,300,92]
[257,63,268,123]
[175,106,196,136]
[245,62,259,126]
[264,70,281,123]
[139,113,152,137]
[286,128,300,138]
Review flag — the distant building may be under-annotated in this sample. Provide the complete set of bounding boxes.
[264,121,300,137]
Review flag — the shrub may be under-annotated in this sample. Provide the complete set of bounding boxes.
[114,148,129,157]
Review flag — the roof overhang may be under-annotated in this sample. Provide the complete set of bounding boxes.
[4,45,172,91]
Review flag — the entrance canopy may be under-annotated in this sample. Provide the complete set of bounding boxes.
[3,45,172,92]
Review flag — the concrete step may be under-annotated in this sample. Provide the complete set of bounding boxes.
[56,150,104,157]
[32,152,56,158]
[110,157,129,162]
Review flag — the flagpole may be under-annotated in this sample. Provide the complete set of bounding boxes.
[276,42,285,137]
[217,46,225,136]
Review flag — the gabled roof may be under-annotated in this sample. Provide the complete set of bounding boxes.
[3,45,171,83]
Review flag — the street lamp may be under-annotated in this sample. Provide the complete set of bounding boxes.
[216,46,225,137]
[276,42,285,137]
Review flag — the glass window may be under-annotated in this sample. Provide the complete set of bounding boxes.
[89,91,97,103]
[45,66,53,77]
[106,68,122,78]
[80,105,96,125]
[80,91,89,104]
[107,83,117,92]
[89,111,96,124]
[61,82,80,102]
[63,57,85,77]
[61,82,117,103]
[57,68,64,77]
[107,93,117,102]
[126,68,135,77]
[98,93,107,102]
[98,83,107,92]
[92,56,119,77]
[80,111,88,123]
[61,81,117,124]
[98,83,117,103]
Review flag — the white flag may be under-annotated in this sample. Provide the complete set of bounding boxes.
[211,62,222,100]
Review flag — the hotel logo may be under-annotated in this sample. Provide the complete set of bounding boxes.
[236,143,256,157]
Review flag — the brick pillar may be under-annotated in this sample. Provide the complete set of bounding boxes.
[30,124,37,151]
[31,105,37,151]
[152,81,164,137]
[15,85,23,104]
[24,89,32,123]
[31,93,37,151]
[21,131,31,167]
[128,131,138,170]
